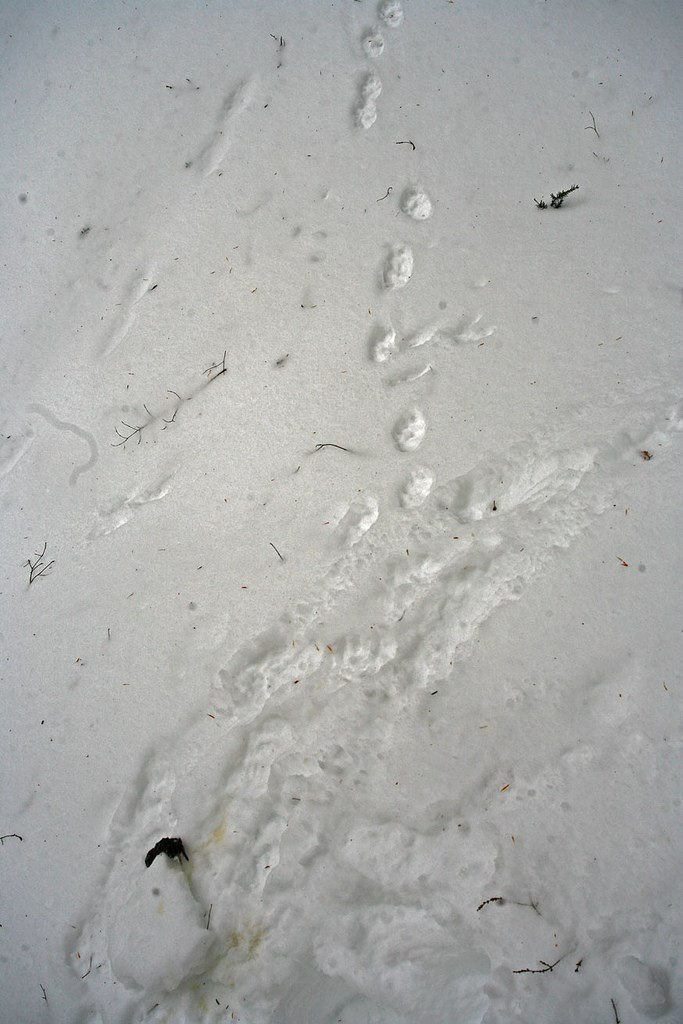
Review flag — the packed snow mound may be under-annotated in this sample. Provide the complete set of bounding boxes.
[109,856,214,994]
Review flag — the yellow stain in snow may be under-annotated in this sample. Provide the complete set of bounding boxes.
[226,922,267,961]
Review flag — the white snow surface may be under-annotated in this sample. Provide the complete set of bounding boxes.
[1,2,682,1023]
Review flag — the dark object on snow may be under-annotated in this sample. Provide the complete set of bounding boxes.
[145,837,189,868]
[534,184,579,209]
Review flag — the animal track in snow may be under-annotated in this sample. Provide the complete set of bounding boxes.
[101,267,156,357]
[89,475,173,540]
[0,417,34,480]
[360,72,382,102]
[616,956,671,1018]
[386,363,432,386]
[335,495,380,547]
[450,313,496,345]
[355,102,378,130]
[435,445,598,524]
[382,245,413,289]
[354,72,382,129]
[399,466,434,508]
[404,314,496,350]
[400,186,433,221]
[198,77,258,176]
[369,321,397,363]
[378,0,405,28]
[393,408,426,452]
[362,31,385,58]
[74,390,683,1024]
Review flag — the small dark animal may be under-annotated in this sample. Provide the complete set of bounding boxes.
[144,837,189,868]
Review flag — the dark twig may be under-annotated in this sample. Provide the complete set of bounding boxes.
[161,408,178,426]
[40,984,48,1003]
[203,350,227,382]
[611,998,620,1024]
[269,542,285,562]
[477,896,504,911]
[585,111,600,137]
[81,955,93,979]
[513,954,566,975]
[395,140,416,150]
[534,184,579,209]
[515,898,542,916]
[549,185,579,208]
[24,543,54,584]
[312,443,351,453]
[376,187,393,202]
[0,833,23,845]
[115,353,226,448]
[206,904,213,930]
[477,894,541,915]
[112,420,145,447]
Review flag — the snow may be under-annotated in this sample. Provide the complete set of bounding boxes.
[1,1,682,1022]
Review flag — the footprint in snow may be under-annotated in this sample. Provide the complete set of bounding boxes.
[362,30,385,58]
[369,321,397,363]
[400,186,434,221]
[399,466,434,508]
[378,0,405,28]
[335,495,380,547]
[392,408,426,452]
[382,246,414,290]
[354,72,382,129]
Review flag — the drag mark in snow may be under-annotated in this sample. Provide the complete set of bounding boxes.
[386,362,432,386]
[101,267,156,358]
[198,78,258,176]
[0,416,35,480]
[405,315,497,351]
[450,313,496,345]
[27,403,98,486]
[89,475,173,540]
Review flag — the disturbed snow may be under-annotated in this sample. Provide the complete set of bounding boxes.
[1,2,682,1023]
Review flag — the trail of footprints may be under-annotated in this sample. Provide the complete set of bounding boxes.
[351,1,496,520]
[74,10,683,1015]
[354,2,404,128]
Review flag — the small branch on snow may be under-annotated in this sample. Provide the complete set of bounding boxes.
[477,896,504,911]
[513,952,568,975]
[585,111,600,137]
[534,184,580,209]
[24,543,54,584]
[203,350,227,382]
